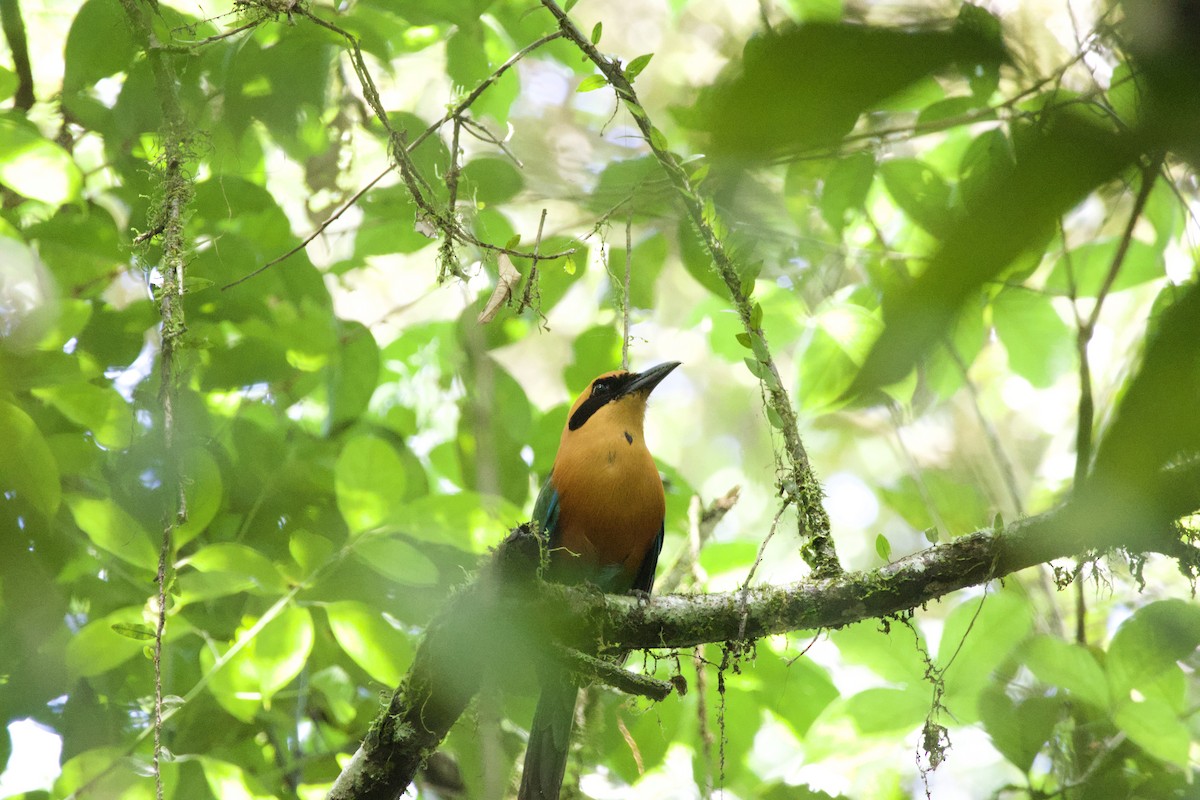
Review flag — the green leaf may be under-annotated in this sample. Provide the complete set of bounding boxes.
[290,530,335,577]
[832,620,927,686]
[1085,284,1200,552]
[750,302,764,330]
[111,623,156,641]
[1044,239,1161,297]
[461,157,524,206]
[625,53,654,81]
[991,287,1073,388]
[577,74,608,93]
[55,747,141,799]
[1107,600,1200,703]
[0,399,61,516]
[335,434,408,533]
[66,495,157,570]
[181,543,288,595]
[878,468,992,537]
[326,601,414,685]
[874,533,892,562]
[697,541,759,577]
[959,128,1014,212]
[353,534,439,586]
[62,0,136,94]
[401,491,518,551]
[755,649,838,738]
[201,759,275,800]
[201,604,315,720]
[820,152,875,233]
[590,21,602,44]
[1019,635,1109,709]
[0,114,83,206]
[648,126,669,151]
[327,321,380,433]
[176,448,224,546]
[845,687,928,733]
[66,607,155,678]
[0,66,15,103]
[937,590,1032,721]
[796,303,883,412]
[979,687,1061,772]
[879,158,953,237]
[1114,696,1190,768]
[32,382,134,450]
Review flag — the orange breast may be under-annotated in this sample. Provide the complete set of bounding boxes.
[549,429,664,585]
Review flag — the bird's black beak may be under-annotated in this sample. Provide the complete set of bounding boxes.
[621,361,681,397]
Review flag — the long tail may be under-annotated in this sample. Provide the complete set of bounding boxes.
[518,674,578,800]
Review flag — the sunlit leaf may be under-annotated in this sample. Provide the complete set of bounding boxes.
[0,399,61,516]
[180,543,289,595]
[1114,695,1190,768]
[325,600,413,685]
[991,287,1073,388]
[327,321,380,433]
[32,381,134,450]
[0,115,82,206]
[844,687,928,734]
[335,434,408,533]
[66,607,153,679]
[1019,635,1109,709]
[1107,600,1200,703]
[65,494,157,570]
[938,590,1032,721]
[352,534,440,586]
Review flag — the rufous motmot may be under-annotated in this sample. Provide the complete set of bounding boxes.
[519,361,680,800]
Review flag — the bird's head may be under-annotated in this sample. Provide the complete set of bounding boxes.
[564,361,681,434]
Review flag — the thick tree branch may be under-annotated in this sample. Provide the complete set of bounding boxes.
[326,466,1200,800]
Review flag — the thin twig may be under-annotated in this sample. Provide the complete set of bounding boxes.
[622,215,632,370]
[116,2,196,797]
[223,23,566,289]
[1068,154,1161,642]
[519,208,549,316]
[177,17,261,46]
[439,117,464,281]
[1084,154,1163,333]
[658,487,740,593]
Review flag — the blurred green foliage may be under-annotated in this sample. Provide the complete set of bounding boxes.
[1,0,1199,798]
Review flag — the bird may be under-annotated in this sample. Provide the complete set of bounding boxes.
[518,361,680,800]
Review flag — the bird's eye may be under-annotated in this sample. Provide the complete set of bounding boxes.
[591,379,610,397]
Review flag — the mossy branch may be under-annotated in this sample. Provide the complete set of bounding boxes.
[325,466,1200,800]
[539,0,839,577]
[117,3,194,799]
